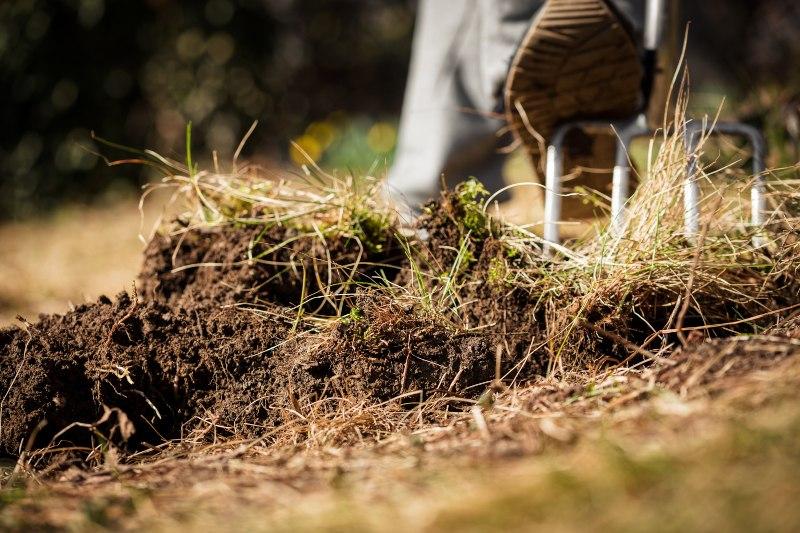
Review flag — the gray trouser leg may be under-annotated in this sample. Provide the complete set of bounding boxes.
[388,0,544,209]
[388,0,646,211]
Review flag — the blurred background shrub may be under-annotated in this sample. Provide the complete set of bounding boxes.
[1,0,799,220]
[0,0,412,219]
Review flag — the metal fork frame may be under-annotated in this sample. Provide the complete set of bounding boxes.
[540,0,768,255]
[543,114,653,255]
[684,121,767,247]
[543,119,768,254]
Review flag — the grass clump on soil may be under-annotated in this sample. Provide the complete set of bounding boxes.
[1,95,800,497]
[453,177,491,238]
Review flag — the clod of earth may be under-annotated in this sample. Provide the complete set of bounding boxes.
[0,217,498,459]
[2,144,800,469]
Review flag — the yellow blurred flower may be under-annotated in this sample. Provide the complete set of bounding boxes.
[306,120,338,150]
[289,134,322,166]
[366,122,397,153]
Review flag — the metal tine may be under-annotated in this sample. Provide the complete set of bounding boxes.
[684,121,768,247]
[543,116,653,256]
[542,0,666,257]
[611,115,651,236]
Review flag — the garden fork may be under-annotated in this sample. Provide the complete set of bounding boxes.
[542,0,767,254]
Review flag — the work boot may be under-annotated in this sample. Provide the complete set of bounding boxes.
[505,0,643,221]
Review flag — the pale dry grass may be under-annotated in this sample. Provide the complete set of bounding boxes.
[3,335,800,531]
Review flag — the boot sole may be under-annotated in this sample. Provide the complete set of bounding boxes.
[505,0,643,171]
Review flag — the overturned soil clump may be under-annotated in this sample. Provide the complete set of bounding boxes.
[138,224,402,312]
[2,189,799,463]
[0,294,286,455]
[0,224,496,457]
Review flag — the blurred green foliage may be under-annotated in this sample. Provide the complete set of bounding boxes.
[289,112,397,173]
[0,0,413,219]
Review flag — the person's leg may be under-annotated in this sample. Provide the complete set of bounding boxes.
[387,0,494,211]
[389,0,646,214]
[388,0,544,212]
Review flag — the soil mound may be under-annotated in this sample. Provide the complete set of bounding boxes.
[0,293,288,455]
[139,224,402,312]
[2,189,798,464]
[0,223,497,457]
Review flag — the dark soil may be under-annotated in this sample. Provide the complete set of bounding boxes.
[0,222,496,458]
[1,194,798,464]
[138,224,403,313]
[0,294,287,457]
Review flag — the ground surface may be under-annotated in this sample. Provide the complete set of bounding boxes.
[1,195,799,532]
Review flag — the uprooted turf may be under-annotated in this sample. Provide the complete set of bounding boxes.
[7,183,796,460]
[1,109,800,529]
